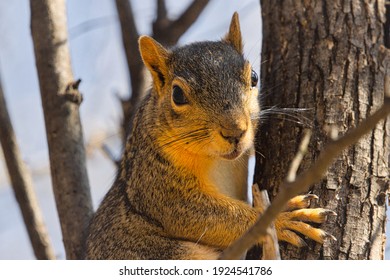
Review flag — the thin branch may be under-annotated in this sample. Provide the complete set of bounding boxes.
[153,0,210,46]
[219,94,390,260]
[0,74,55,259]
[251,129,311,260]
[286,129,311,182]
[115,0,146,139]
[252,184,280,260]
[155,0,168,23]
[114,0,142,97]
[168,0,210,42]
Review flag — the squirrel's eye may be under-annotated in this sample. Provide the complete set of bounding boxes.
[172,85,188,105]
[251,70,258,87]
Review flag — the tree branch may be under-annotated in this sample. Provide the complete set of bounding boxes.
[115,0,147,139]
[286,129,311,182]
[30,0,93,259]
[252,184,280,260]
[249,130,311,260]
[155,0,168,23]
[219,93,390,260]
[153,0,210,46]
[168,0,209,43]
[0,74,55,260]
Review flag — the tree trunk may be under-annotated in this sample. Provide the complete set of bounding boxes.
[256,0,389,259]
[30,0,93,259]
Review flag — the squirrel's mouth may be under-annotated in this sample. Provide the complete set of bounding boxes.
[220,147,242,160]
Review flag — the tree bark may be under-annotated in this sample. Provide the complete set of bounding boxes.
[0,75,55,260]
[256,0,389,259]
[30,0,93,259]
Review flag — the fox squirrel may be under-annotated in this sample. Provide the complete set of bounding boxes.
[85,13,333,260]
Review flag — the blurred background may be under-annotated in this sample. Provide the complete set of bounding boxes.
[0,0,262,259]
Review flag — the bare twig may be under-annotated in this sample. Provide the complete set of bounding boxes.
[286,129,311,182]
[219,94,390,260]
[115,0,144,141]
[251,130,311,260]
[115,0,147,139]
[153,0,210,46]
[0,74,55,259]
[167,0,209,44]
[155,0,168,24]
[252,184,280,260]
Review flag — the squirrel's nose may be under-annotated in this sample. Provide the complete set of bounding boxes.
[220,126,247,144]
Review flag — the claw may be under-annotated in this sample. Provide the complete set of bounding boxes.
[276,194,335,247]
[325,210,337,216]
[282,208,335,223]
[304,194,319,201]
[322,210,337,221]
[324,232,337,242]
[286,194,318,210]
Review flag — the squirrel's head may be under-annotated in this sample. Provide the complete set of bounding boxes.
[139,12,259,162]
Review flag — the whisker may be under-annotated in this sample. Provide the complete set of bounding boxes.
[251,106,313,127]
[159,128,211,150]
[253,149,266,159]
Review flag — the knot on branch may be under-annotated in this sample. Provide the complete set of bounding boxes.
[62,79,83,105]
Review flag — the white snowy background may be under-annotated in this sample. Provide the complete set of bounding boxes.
[0,0,388,260]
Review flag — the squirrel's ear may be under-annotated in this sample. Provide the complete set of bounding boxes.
[223,12,243,54]
[139,36,170,92]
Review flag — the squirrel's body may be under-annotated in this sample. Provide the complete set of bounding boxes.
[86,94,248,259]
[86,13,331,260]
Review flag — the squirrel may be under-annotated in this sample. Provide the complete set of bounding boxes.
[85,12,333,260]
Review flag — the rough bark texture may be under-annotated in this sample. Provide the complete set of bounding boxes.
[0,76,55,260]
[30,0,93,259]
[256,0,389,259]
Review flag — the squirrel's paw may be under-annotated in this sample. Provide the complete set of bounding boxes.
[275,194,336,247]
